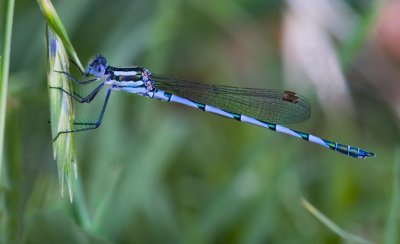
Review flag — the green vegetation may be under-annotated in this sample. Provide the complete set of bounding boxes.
[1,0,397,243]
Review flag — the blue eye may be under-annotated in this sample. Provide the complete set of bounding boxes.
[87,55,108,77]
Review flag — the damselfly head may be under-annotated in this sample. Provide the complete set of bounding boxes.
[88,55,107,77]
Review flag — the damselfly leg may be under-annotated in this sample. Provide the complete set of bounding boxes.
[51,65,111,141]
[54,70,99,85]
[52,87,113,141]
[49,82,105,103]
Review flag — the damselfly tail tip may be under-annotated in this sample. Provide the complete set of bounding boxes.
[359,150,376,159]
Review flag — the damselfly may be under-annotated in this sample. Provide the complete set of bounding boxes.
[51,55,375,159]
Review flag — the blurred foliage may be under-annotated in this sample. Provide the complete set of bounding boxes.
[1,0,398,243]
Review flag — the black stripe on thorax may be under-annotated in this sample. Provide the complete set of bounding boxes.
[109,66,144,72]
[114,75,143,82]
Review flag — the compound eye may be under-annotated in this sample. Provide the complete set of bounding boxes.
[87,55,107,77]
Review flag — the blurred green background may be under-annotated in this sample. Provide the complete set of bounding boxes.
[1,0,399,243]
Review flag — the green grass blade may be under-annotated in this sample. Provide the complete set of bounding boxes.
[47,26,77,202]
[0,1,15,242]
[302,198,374,244]
[384,148,400,244]
[37,0,84,72]
[36,0,82,202]
[0,0,15,186]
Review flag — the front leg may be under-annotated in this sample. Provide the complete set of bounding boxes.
[54,70,99,85]
[49,83,105,103]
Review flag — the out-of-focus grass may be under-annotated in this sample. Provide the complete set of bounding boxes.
[4,98,22,243]
[0,0,15,183]
[1,0,397,243]
[0,0,15,243]
[338,0,383,68]
[384,148,400,244]
[302,198,373,244]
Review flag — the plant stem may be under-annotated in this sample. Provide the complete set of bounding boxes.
[0,0,16,184]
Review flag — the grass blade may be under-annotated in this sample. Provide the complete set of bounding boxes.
[37,0,84,72]
[302,198,374,244]
[0,0,15,187]
[384,147,400,244]
[47,26,77,202]
[0,1,15,242]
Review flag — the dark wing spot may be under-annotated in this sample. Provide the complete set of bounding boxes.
[282,91,300,104]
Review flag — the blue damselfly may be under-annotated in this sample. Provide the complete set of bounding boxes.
[51,55,375,159]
